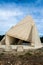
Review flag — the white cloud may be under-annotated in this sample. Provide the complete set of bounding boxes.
[0,3,43,36]
[0,4,24,34]
[0,9,23,20]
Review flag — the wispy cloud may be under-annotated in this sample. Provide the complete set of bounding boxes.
[0,3,24,34]
[0,0,43,36]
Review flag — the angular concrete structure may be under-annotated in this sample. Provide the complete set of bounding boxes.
[0,16,42,51]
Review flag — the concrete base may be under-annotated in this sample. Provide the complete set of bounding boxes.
[0,45,43,52]
[5,45,12,51]
[17,45,24,52]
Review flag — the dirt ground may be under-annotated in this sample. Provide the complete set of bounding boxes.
[0,48,43,65]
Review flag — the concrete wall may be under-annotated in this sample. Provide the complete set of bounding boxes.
[5,35,16,45]
[32,24,42,48]
[0,45,36,50]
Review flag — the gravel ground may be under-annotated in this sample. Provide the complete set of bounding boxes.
[0,48,43,65]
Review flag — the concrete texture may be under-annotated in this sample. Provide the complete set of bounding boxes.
[0,16,43,51]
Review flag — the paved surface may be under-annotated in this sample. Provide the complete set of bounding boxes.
[0,44,43,51]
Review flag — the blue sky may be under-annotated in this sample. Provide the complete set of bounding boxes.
[0,0,43,36]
